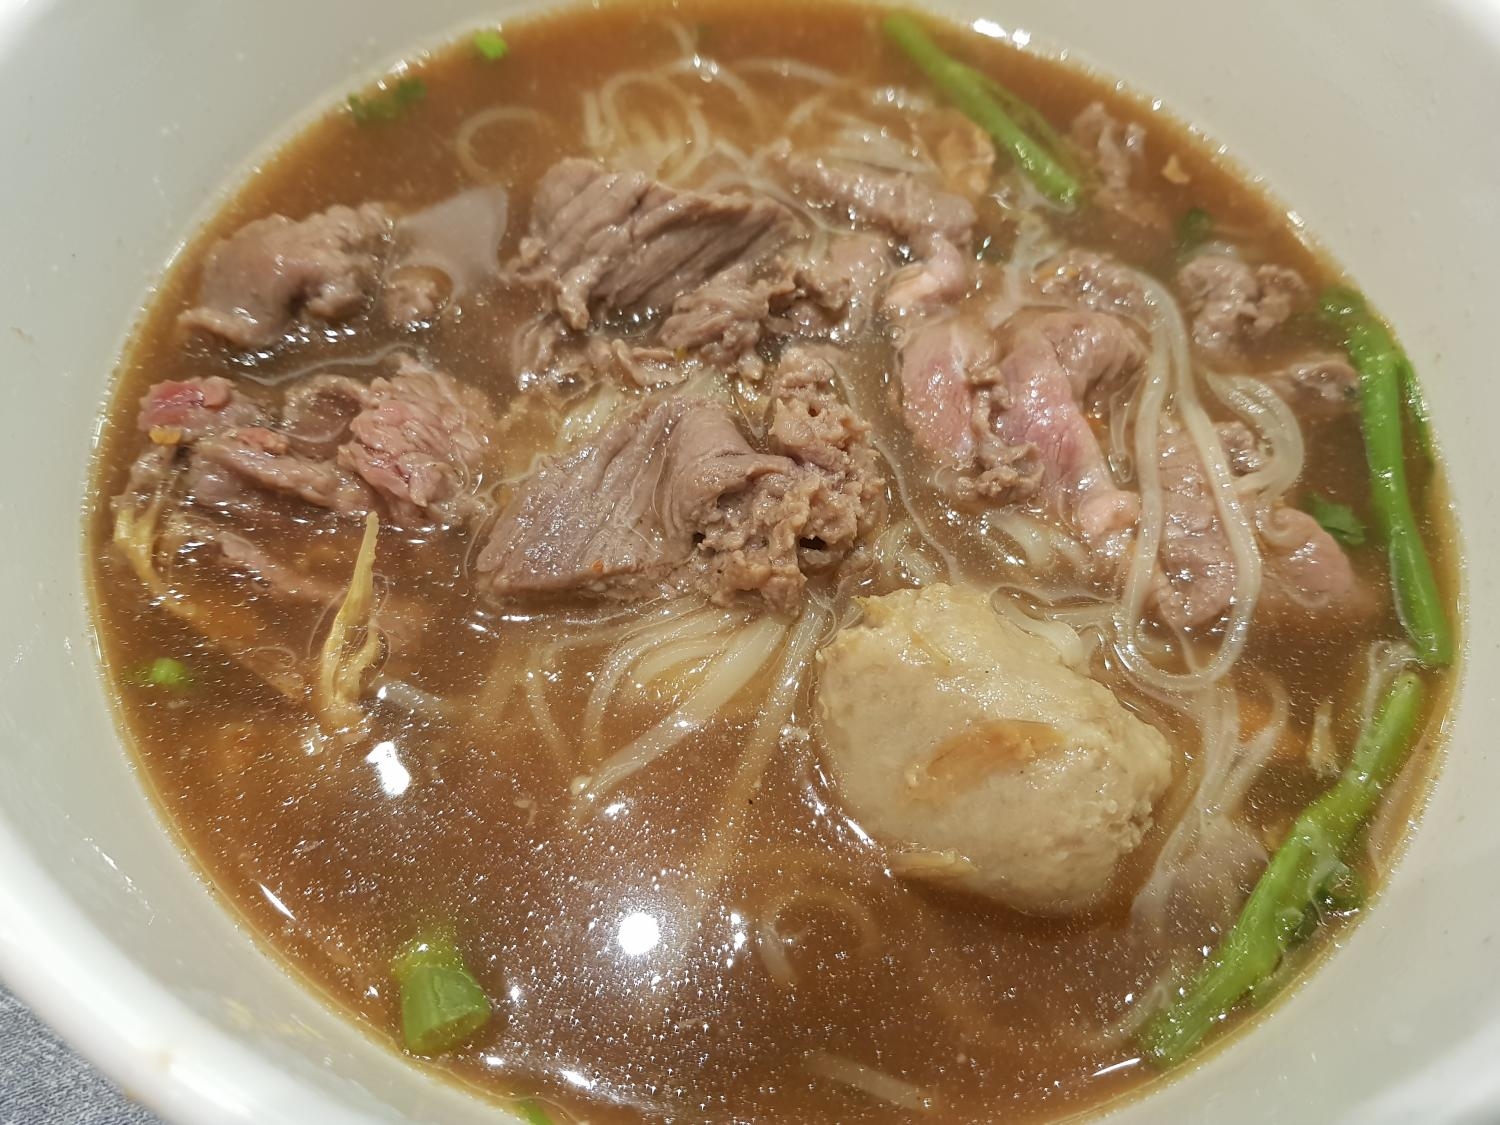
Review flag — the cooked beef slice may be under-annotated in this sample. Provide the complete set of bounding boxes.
[697,348,885,611]
[896,306,1144,540]
[475,398,787,597]
[772,144,976,253]
[180,204,394,349]
[132,358,494,530]
[1069,103,1168,234]
[514,158,796,331]
[479,351,883,612]
[1176,253,1305,358]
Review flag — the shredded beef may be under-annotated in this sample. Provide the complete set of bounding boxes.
[514,158,796,332]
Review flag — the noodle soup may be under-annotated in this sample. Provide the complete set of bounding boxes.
[86,2,1458,1121]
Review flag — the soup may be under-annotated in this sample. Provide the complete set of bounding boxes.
[86,2,1459,1122]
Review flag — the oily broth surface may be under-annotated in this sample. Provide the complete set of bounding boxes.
[86,1,1457,1121]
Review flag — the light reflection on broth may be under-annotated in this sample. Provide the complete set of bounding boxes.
[86,1,1458,1122]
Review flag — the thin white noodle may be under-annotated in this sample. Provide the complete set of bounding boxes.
[581,606,735,748]
[1115,273,1264,692]
[577,616,786,802]
[454,105,552,181]
[1209,373,1306,505]
[804,1052,935,1112]
[735,57,840,86]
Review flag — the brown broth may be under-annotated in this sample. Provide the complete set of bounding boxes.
[85,2,1460,1122]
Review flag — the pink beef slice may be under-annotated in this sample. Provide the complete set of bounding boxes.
[337,357,497,527]
[180,203,394,349]
[138,376,264,441]
[1153,415,1239,630]
[1176,253,1305,358]
[513,158,797,332]
[134,359,494,528]
[1152,419,1372,631]
[896,306,1144,542]
[1258,507,1374,624]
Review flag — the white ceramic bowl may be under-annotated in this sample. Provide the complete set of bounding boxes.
[1,0,1495,1121]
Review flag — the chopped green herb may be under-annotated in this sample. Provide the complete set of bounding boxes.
[517,1099,557,1125]
[134,657,192,691]
[347,75,427,125]
[1305,493,1367,548]
[883,13,1081,207]
[1175,206,1213,254]
[473,29,509,61]
[391,929,492,1055]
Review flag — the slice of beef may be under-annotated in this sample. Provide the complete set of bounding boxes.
[1153,415,1238,630]
[1264,354,1360,416]
[779,231,895,339]
[192,426,374,515]
[381,185,510,327]
[894,306,1144,538]
[162,515,346,605]
[135,358,493,529]
[898,316,995,471]
[338,356,497,527]
[476,397,786,598]
[987,311,1144,544]
[1152,419,1370,631]
[658,260,796,373]
[1176,253,1305,358]
[1217,420,1269,476]
[698,349,884,610]
[772,143,976,253]
[1257,507,1373,622]
[138,376,264,442]
[180,204,394,349]
[514,158,796,331]
[1031,249,1153,324]
[1069,103,1168,234]
[882,236,971,323]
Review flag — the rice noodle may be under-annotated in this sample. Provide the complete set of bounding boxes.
[576,615,787,802]
[1208,373,1305,506]
[804,1052,935,1112]
[581,603,741,746]
[1131,676,1289,931]
[454,106,554,182]
[752,883,882,989]
[1115,272,1264,693]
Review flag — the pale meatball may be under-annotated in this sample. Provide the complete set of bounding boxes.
[815,584,1174,915]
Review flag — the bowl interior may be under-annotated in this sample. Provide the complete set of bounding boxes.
[0,1,1496,1122]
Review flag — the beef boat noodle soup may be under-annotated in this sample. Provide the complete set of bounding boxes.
[87,2,1458,1122]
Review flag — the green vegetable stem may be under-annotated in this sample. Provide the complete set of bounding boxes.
[391,928,493,1055]
[883,13,1081,207]
[1322,288,1452,667]
[1138,671,1426,1066]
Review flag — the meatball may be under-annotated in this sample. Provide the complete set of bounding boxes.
[815,584,1174,915]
